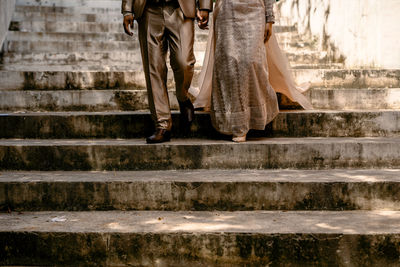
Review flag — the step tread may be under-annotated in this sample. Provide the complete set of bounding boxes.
[1,137,399,146]
[14,5,122,13]
[0,64,347,72]
[2,210,400,234]
[5,31,138,40]
[1,88,399,93]
[1,169,399,183]
[2,109,400,116]
[0,64,140,71]
[1,137,398,170]
[1,110,398,139]
[0,69,398,78]
[2,169,400,211]
[16,0,122,8]
[1,68,398,73]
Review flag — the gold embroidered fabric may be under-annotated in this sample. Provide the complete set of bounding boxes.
[193,0,312,136]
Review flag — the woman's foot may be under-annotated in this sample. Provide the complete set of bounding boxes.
[232,135,246,143]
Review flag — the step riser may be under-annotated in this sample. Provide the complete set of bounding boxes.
[1,232,399,266]
[4,38,308,53]
[5,33,304,51]
[0,140,399,170]
[2,180,400,211]
[5,30,204,42]
[1,89,400,111]
[0,70,203,90]
[1,112,399,138]
[279,88,400,110]
[0,90,178,112]
[0,70,148,90]
[2,52,142,66]
[4,40,140,53]
[6,31,209,44]
[10,21,124,34]
[15,5,121,13]
[16,0,122,6]
[12,11,123,23]
[1,55,206,70]
[10,20,294,35]
[1,70,399,90]
[295,69,400,89]
[286,52,335,65]
[6,31,142,42]
[2,50,328,66]
[308,88,400,110]
[1,59,144,69]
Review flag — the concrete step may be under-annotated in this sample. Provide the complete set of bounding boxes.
[2,169,400,212]
[14,5,123,14]
[4,31,301,50]
[1,51,144,66]
[6,31,139,42]
[5,30,302,50]
[12,10,123,23]
[291,63,344,69]
[4,31,200,45]
[0,90,181,112]
[6,22,298,43]
[295,68,400,89]
[3,30,300,52]
[0,63,143,71]
[9,20,296,35]
[0,137,399,170]
[16,0,122,8]
[2,49,327,67]
[0,70,146,90]
[3,86,399,111]
[1,69,399,91]
[4,39,139,53]
[10,12,301,45]
[2,41,203,63]
[308,88,400,110]
[0,110,399,139]
[0,90,178,112]
[1,50,204,66]
[9,20,125,33]
[1,210,400,266]
[285,50,337,65]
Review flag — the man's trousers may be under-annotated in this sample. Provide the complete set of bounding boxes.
[138,1,196,130]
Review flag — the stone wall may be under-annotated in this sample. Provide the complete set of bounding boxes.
[276,0,400,68]
[0,0,15,51]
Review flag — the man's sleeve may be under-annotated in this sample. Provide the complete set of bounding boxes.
[121,0,134,15]
[265,0,275,23]
[198,0,213,12]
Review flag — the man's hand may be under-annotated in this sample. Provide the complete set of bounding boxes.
[197,10,210,30]
[264,22,273,42]
[123,14,134,36]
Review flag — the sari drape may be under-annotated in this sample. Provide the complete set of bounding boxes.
[192,0,313,111]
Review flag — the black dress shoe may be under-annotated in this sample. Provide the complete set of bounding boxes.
[178,99,195,127]
[146,128,171,144]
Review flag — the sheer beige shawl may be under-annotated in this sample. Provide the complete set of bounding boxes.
[192,2,313,110]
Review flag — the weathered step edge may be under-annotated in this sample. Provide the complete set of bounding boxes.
[2,170,400,212]
[1,211,400,266]
[1,69,400,90]
[0,138,400,170]
[1,88,400,112]
[1,111,399,139]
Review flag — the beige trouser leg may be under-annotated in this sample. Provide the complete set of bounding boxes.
[138,2,195,130]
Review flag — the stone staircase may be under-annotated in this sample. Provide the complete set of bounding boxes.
[1,0,400,266]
